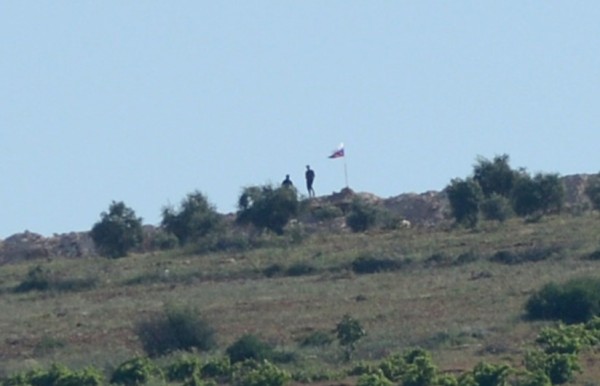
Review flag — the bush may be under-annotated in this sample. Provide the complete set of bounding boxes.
[235,360,291,386]
[226,334,275,364]
[200,356,232,379]
[91,201,143,258]
[15,265,50,292]
[351,256,406,274]
[110,357,163,385]
[311,204,344,221]
[336,314,366,361]
[166,354,203,381]
[136,304,216,357]
[162,191,223,245]
[2,364,104,386]
[480,194,513,222]
[472,154,517,198]
[490,246,560,265]
[524,351,580,385]
[470,362,511,386]
[357,370,393,386]
[14,265,97,293]
[237,185,299,235]
[346,199,378,232]
[511,173,565,217]
[525,277,600,323]
[285,262,317,277]
[446,178,483,228]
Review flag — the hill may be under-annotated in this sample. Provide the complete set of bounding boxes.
[1,174,600,385]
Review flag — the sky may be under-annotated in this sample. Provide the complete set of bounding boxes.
[1,2,600,238]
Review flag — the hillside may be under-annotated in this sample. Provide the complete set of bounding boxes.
[0,174,592,264]
[1,174,600,385]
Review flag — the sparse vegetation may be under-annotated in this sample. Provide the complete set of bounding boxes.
[525,277,600,324]
[91,200,143,258]
[5,154,600,384]
[136,304,217,357]
[237,185,299,235]
[161,191,223,246]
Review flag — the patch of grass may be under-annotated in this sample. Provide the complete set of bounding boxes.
[3,214,600,380]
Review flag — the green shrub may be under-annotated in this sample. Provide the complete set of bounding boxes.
[351,256,406,274]
[525,277,600,323]
[226,335,275,364]
[166,354,203,381]
[455,252,479,265]
[263,264,284,278]
[237,185,299,235]
[400,349,439,386]
[5,364,105,386]
[480,194,513,222]
[14,266,96,294]
[200,356,232,379]
[446,177,483,228]
[490,246,560,265]
[535,324,599,354]
[285,262,316,277]
[110,357,163,385]
[162,191,223,245]
[234,360,291,386]
[378,353,407,381]
[136,304,216,357]
[151,230,179,250]
[424,253,453,267]
[91,201,143,258]
[312,204,344,221]
[346,199,378,232]
[336,314,366,361]
[15,265,51,292]
[356,370,393,386]
[470,362,511,386]
[524,351,580,385]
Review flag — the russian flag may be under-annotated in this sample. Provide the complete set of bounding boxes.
[328,144,345,159]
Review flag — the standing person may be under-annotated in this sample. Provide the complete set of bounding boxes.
[305,165,315,197]
[282,174,294,188]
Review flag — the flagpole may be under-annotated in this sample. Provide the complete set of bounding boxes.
[344,158,349,188]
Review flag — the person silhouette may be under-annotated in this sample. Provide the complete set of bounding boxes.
[305,165,315,197]
[282,174,294,188]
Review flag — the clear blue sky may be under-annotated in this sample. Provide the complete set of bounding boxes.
[2,2,600,238]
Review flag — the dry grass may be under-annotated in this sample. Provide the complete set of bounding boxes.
[1,213,600,384]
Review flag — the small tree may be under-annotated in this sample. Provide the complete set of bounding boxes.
[161,191,222,245]
[512,173,564,217]
[237,185,299,235]
[91,201,143,258]
[336,314,366,361]
[473,154,517,198]
[446,178,483,228]
[136,304,216,357]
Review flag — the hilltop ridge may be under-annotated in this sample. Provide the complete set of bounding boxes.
[0,173,593,264]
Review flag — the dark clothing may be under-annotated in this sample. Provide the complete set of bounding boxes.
[305,168,315,197]
[282,175,293,188]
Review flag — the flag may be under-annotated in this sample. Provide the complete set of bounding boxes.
[328,144,345,159]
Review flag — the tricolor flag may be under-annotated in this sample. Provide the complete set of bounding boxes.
[328,143,345,159]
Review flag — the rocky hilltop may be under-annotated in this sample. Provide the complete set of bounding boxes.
[0,174,593,264]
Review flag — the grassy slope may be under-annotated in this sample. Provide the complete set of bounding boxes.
[1,213,600,383]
